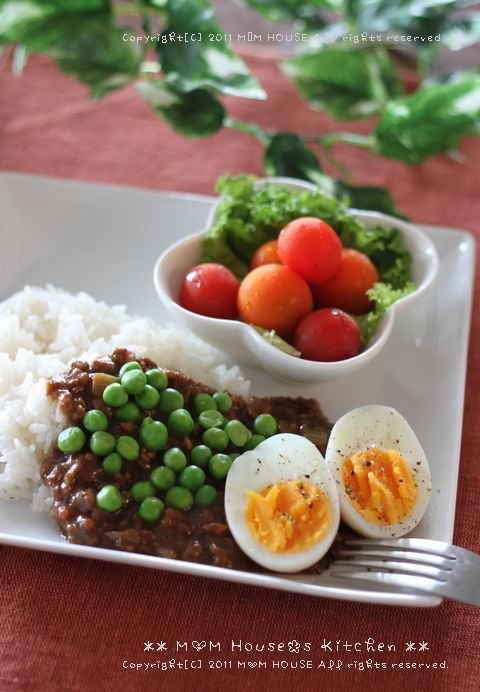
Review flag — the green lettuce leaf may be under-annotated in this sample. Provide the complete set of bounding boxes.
[355,282,415,343]
[201,175,412,288]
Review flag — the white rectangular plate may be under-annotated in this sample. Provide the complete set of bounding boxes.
[0,172,475,607]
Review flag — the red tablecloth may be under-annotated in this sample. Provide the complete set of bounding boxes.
[1,50,479,692]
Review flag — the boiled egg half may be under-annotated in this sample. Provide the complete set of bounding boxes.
[224,433,340,572]
[325,405,431,538]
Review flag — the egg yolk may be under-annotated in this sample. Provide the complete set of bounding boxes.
[342,448,416,525]
[245,480,332,553]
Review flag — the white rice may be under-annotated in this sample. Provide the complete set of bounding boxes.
[0,285,250,511]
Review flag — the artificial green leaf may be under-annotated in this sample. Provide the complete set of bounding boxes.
[335,181,407,219]
[0,1,142,98]
[11,43,29,75]
[0,0,108,41]
[54,23,143,98]
[160,90,225,137]
[282,47,403,119]
[242,0,338,28]
[264,133,335,195]
[442,13,480,50]
[142,0,167,7]
[137,80,225,137]
[344,0,461,75]
[374,74,480,164]
[157,0,265,99]
[56,25,141,98]
[344,0,456,34]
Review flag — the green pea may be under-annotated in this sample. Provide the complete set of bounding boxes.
[165,486,194,510]
[139,496,165,522]
[168,409,195,436]
[194,484,218,507]
[121,369,147,395]
[158,388,184,414]
[163,447,187,473]
[96,485,124,512]
[229,452,241,461]
[130,480,155,503]
[83,409,109,433]
[198,409,224,429]
[244,434,265,450]
[202,427,229,450]
[102,452,123,475]
[224,419,250,447]
[178,465,206,492]
[135,385,160,410]
[213,392,232,413]
[115,401,141,422]
[116,435,140,461]
[190,445,212,468]
[192,393,217,415]
[103,383,129,408]
[139,418,168,451]
[253,413,277,438]
[90,431,116,457]
[119,361,142,377]
[208,453,232,480]
[57,427,86,454]
[150,465,176,491]
[145,368,168,391]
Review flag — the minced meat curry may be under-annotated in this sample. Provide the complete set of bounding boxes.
[41,348,336,572]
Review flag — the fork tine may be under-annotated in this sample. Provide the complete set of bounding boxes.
[329,568,451,599]
[330,537,480,606]
[341,538,480,583]
[332,557,448,581]
[330,565,480,606]
[342,537,457,559]
[336,549,454,571]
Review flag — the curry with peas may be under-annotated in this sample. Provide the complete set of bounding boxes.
[41,348,334,571]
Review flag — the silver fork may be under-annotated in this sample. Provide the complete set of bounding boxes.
[329,537,480,606]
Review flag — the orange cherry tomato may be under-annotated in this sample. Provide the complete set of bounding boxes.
[250,239,280,269]
[237,264,313,337]
[312,248,380,314]
[277,217,342,284]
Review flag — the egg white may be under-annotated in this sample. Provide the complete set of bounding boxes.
[224,433,340,573]
[325,405,432,538]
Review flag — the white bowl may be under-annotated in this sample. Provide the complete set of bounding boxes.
[153,177,439,383]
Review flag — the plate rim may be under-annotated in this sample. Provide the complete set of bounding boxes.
[0,173,476,607]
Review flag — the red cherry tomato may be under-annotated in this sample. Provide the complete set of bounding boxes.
[179,263,239,319]
[237,264,313,337]
[277,217,342,284]
[312,248,380,314]
[250,239,280,269]
[293,308,361,362]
